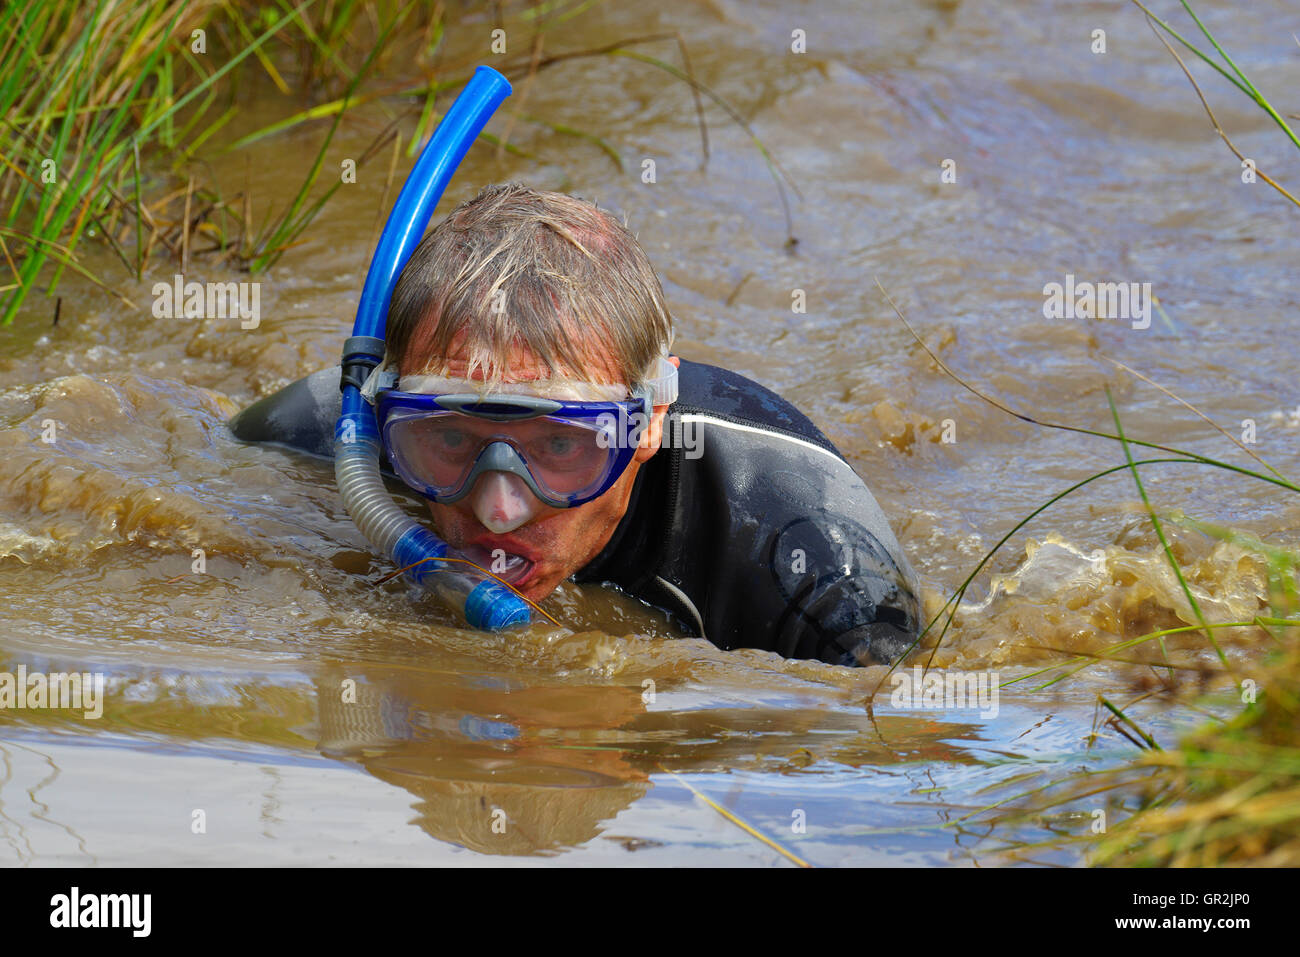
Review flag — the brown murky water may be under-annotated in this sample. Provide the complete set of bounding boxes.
[2,0,1297,864]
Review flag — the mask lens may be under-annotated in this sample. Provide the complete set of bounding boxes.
[388,413,493,491]
[516,419,612,496]
[384,408,625,502]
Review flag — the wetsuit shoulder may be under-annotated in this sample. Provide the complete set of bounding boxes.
[673,360,842,454]
[579,358,921,666]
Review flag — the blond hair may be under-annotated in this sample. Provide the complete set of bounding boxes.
[386,183,674,391]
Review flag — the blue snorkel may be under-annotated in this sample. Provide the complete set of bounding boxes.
[335,66,531,631]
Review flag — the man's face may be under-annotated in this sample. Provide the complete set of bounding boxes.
[400,338,675,604]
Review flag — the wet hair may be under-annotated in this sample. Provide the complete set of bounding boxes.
[385,182,674,390]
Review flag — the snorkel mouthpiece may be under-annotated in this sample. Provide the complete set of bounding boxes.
[334,66,531,632]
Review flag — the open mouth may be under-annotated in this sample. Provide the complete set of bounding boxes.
[459,544,536,586]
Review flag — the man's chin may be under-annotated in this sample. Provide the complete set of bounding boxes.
[514,569,562,605]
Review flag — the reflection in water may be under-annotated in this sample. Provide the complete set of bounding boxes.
[0,629,1212,864]
[316,663,651,855]
[0,740,95,866]
[308,641,1045,858]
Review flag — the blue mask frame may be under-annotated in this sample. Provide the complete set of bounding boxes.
[376,388,654,508]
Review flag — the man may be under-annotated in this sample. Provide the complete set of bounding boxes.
[230,183,920,666]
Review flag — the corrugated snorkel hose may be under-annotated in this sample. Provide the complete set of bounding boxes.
[334,66,530,631]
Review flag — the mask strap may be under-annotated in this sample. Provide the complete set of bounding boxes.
[360,362,398,404]
[639,352,679,406]
[395,373,629,402]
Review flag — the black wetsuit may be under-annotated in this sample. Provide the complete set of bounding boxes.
[228,359,920,666]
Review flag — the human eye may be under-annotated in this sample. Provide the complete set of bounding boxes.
[428,424,473,459]
[543,434,580,459]
[528,429,588,468]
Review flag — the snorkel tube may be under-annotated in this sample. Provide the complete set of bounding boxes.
[335,66,531,631]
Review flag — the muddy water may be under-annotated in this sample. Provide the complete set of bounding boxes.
[2,1,1297,864]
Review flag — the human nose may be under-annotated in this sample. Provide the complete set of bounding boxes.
[469,470,542,534]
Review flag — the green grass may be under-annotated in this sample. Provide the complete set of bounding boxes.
[0,0,321,322]
[1084,1,1300,866]
[871,1,1300,866]
[877,293,1300,863]
[0,0,794,326]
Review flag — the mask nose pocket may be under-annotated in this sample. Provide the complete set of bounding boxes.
[470,470,541,534]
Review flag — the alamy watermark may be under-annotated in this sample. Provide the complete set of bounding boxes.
[50,887,150,937]
[152,273,260,329]
[890,666,999,718]
[595,409,704,459]
[0,665,104,719]
[1043,273,1152,330]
